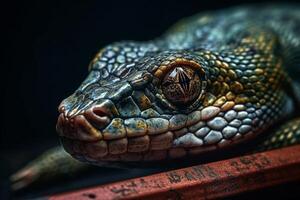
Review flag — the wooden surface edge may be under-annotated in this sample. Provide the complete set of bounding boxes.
[46,144,300,200]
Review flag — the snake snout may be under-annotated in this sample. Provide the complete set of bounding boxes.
[56,105,110,142]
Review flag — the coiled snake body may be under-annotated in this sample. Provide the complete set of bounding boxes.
[11,4,300,190]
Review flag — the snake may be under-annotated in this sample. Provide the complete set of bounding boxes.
[10,4,300,191]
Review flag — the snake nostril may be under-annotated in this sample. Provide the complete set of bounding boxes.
[84,106,111,129]
[92,108,107,117]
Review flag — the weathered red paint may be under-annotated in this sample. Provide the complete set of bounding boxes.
[47,145,300,200]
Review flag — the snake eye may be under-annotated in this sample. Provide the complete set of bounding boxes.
[162,66,202,106]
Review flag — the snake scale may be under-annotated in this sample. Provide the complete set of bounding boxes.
[11,4,300,190]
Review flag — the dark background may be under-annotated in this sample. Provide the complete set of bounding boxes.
[2,0,300,199]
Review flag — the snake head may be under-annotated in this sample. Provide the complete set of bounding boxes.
[56,38,290,164]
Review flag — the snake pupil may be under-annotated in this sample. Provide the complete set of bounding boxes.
[162,66,201,106]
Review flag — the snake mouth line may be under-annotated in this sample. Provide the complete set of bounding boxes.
[59,129,261,163]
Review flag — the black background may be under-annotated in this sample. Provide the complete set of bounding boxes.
[2,0,300,199]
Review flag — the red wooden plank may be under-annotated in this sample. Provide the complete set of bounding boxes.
[47,145,300,200]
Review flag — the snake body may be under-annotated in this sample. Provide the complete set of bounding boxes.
[11,4,300,190]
